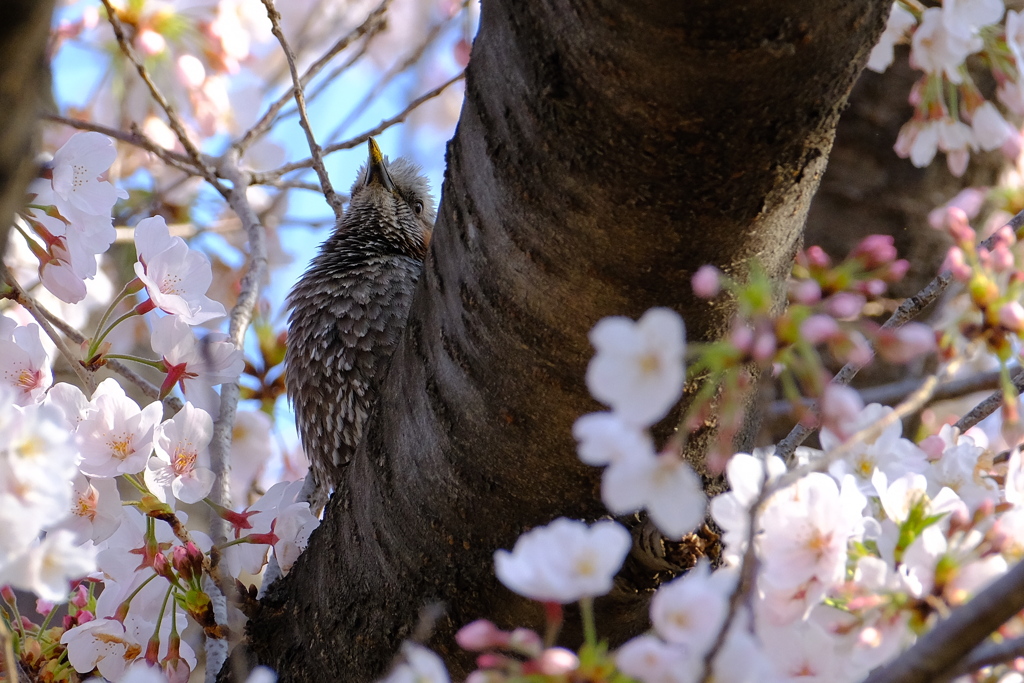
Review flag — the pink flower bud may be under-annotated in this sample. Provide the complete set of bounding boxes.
[919,434,945,460]
[942,246,972,281]
[138,28,167,55]
[692,265,722,298]
[164,659,191,683]
[877,323,937,363]
[730,325,753,353]
[993,225,1017,248]
[801,314,840,345]
[457,620,509,652]
[845,331,873,367]
[77,610,95,625]
[820,384,864,438]
[805,245,831,269]
[172,542,204,584]
[883,259,910,281]
[536,648,579,676]
[991,244,1015,272]
[852,234,897,268]
[1000,301,1024,332]
[0,586,14,604]
[752,331,777,361]
[71,583,89,608]
[945,207,977,245]
[790,278,822,304]
[826,292,865,320]
[508,628,543,658]
[857,279,887,297]
[35,599,54,617]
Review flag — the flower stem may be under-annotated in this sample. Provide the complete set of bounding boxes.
[579,597,597,649]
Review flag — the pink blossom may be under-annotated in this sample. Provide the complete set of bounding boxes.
[876,323,936,364]
[145,402,215,505]
[895,119,940,168]
[1001,301,1024,332]
[133,216,227,325]
[790,278,822,304]
[46,132,124,216]
[77,378,162,478]
[650,561,729,654]
[0,322,52,405]
[852,234,897,268]
[801,315,840,345]
[456,620,509,651]
[942,246,971,281]
[691,264,721,298]
[927,188,985,230]
[825,292,865,320]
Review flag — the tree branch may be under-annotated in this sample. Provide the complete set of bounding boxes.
[863,557,1024,683]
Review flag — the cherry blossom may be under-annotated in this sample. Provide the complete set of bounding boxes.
[45,132,123,216]
[145,402,216,504]
[59,473,124,543]
[758,473,867,591]
[822,403,928,495]
[77,378,163,477]
[910,8,979,83]
[61,617,142,681]
[133,215,227,325]
[601,446,706,539]
[150,314,244,413]
[0,321,52,405]
[494,517,631,603]
[586,308,686,426]
[867,4,917,73]
[380,642,450,683]
[2,529,96,601]
[710,450,788,563]
[649,561,730,655]
[616,634,696,683]
[572,411,656,466]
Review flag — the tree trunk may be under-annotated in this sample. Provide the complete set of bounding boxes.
[246,1,890,680]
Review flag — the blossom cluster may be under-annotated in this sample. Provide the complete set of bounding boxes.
[686,235,932,471]
[435,306,1024,683]
[0,132,318,682]
[870,0,1022,176]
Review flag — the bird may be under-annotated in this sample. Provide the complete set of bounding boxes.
[286,138,435,512]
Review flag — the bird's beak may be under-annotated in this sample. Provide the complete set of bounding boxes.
[365,138,396,192]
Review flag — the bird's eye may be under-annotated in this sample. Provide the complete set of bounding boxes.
[414,200,424,215]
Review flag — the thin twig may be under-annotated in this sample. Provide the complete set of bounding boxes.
[28,293,183,412]
[863,557,1024,683]
[699,367,948,682]
[775,207,1024,462]
[766,369,1005,421]
[250,72,465,184]
[955,366,1024,433]
[45,114,201,176]
[98,0,228,198]
[260,0,344,218]
[325,8,457,142]
[1,265,95,392]
[202,152,267,682]
[233,0,390,155]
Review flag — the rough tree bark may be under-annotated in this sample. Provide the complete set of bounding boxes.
[246,1,890,680]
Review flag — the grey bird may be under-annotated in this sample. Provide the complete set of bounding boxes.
[286,138,435,511]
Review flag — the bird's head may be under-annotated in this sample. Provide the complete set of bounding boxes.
[345,138,435,259]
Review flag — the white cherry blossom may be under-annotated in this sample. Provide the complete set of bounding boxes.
[867,4,917,73]
[380,642,450,683]
[494,517,630,603]
[145,402,215,504]
[910,8,980,83]
[2,529,96,601]
[602,447,706,539]
[586,308,686,426]
[0,322,52,405]
[573,411,656,467]
[77,378,162,477]
[650,561,729,655]
[133,215,227,325]
[150,314,244,414]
